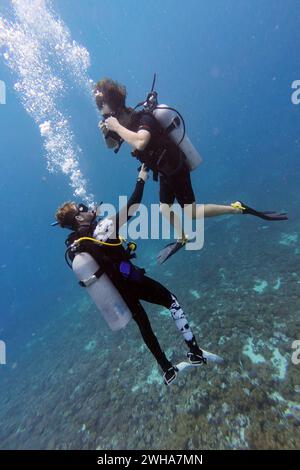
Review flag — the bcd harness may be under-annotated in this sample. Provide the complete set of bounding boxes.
[65,235,145,287]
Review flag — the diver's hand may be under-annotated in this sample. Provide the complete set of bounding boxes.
[105,116,121,133]
[98,120,109,136]
[138,164,149,182]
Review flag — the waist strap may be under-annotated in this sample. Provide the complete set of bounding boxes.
[79,266,105,287]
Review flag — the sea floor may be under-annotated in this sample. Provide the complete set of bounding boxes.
[0,222,299,449]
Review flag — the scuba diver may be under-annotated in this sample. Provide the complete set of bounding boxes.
[94,76,288,263]
[54,164,222,386]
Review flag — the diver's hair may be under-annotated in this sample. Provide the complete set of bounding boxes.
[55,201,78,228]
[94,78,127,111]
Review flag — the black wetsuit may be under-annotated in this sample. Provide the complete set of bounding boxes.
[130,111,196,208]
[66,179,176,372]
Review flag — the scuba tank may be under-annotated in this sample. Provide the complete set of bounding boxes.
[72,251,132,331]
[153,105,202,171]
[134,73,202,171]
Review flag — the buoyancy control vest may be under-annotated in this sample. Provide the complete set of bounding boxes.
[129,110,186,178]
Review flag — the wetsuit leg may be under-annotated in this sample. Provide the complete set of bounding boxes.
[128,276,195,344]
[123,294,172,372]
[132,275,174,307]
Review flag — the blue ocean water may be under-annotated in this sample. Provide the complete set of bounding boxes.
[0,0,299,449]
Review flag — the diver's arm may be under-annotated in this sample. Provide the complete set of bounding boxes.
[112,164,148,232]
[105,116,151,151]
[117,128,151,151]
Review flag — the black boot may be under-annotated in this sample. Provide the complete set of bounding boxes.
[159,356,178,386]
[185,336,207,365]
[163,365,178,386]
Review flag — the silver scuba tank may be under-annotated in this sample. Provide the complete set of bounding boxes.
[153,104,202,171]
[72,252,132,331]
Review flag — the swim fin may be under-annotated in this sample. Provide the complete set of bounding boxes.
[175,349,224,373]
[157,238,187,264]
[231,201,288,221]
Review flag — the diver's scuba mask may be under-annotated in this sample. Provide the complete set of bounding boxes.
[64,203,96,231]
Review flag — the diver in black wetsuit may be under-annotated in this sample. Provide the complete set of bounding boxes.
[55,165,206,386]
[94,78,288,263]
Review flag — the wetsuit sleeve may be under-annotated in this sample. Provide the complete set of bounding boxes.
[114,179,145,233]
[137,113,157,136]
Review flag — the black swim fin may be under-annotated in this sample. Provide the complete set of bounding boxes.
[231,201,288,221]
[157,239,187,264]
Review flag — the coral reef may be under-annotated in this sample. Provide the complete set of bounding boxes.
[0,222,299,449]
